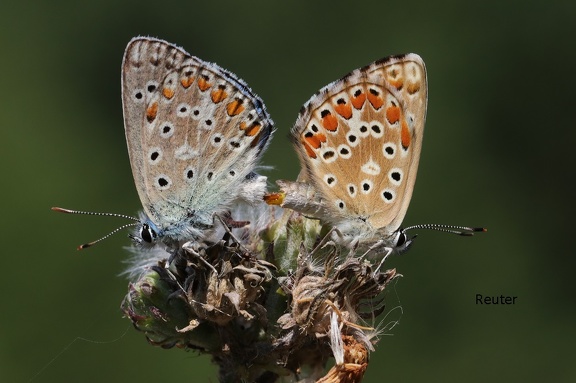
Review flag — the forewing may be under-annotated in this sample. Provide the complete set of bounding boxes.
[122,37,273,230]
[291,54,427,234]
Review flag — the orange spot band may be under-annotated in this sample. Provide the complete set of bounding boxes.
[386,105,400,124]
[227,100,245,116]
[334,103,352,119]
[401,119,411,149]
[351,92,366,109]
[367,93,384,109]
[181,77,194,88]
[304,134,323,149]
[198,77,211,91]
[162,88,174,99]
[211,88,228,103]
[146,102,158,123]
[407,81,420,95]
[322,113,338,132]
[303,141,317,158]
[388,78,404,89]
[244,123,261,136]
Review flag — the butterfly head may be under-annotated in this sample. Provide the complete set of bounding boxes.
[129,220,161,247]
[390,227,417,255]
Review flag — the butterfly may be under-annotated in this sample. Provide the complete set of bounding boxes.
[54,37,274,249]
[265,54,484,259]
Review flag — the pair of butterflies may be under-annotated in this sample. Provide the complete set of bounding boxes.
[54,37,483,257]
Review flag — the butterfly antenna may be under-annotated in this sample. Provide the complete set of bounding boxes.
[51,207,140,222]
[77,222,141,250]
[403,224,487,236]
[51,207,141,250]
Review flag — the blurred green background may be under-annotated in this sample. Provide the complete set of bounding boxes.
[2,0,575,382]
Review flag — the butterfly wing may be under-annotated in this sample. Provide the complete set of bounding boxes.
[290,54,427,238]
[122,37,273,236]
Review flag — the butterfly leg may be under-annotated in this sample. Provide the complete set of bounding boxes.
[181,241,219,275]
[213,213,251,256]
[359,241,393,274]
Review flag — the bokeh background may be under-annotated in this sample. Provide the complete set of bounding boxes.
[2,0,575,382]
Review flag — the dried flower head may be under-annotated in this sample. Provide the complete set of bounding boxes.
[122,201,400,382]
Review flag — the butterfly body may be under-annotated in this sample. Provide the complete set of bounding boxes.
[271,54,427,256]
[122,37,274,246]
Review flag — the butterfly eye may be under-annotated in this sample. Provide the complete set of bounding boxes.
[396,231,407,247]
[393,230,416,255]
[140,223,158,244]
